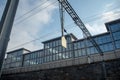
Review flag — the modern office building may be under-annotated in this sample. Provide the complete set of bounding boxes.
[1,18,120,80]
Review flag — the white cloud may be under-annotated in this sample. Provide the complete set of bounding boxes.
[85,2,120,35]
[85,23,107,35]
[101,1,120,22]
[101,10,120,22]
[7,0,57,52]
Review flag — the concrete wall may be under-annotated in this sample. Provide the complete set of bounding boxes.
[1,59,120,80]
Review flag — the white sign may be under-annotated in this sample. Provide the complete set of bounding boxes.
[61,36,67,48]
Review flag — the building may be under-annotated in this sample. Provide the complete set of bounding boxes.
[1,18,120,80]
[3,48,30,69]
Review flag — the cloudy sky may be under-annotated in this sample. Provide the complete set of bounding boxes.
[0,0,120,52]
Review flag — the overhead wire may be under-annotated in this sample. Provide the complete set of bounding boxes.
[15,0,49,20]
[7,0,120,51]
[83,4,120,20]
[8,9,120,51]
[14,0,57,25]
[13,0,120,25]
[7,23,76,51]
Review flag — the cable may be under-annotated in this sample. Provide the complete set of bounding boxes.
[15,5,120,26]
[7,11,120,51]
[7,2,120,49]
[7,24,76,51]
[83,5,120,20]
[14,1,57,25]
[15,0,49,20]
[14,0,120,26]
[84,11,120,23]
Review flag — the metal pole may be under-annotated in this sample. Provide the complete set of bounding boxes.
[59,3,64,36]
[0,0,19,78]
[0,0,11,35]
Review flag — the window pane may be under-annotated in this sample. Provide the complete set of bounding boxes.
[113,31,120,40]
[110,23,120,32]
[115,40,120,49]
[75,50,78,57]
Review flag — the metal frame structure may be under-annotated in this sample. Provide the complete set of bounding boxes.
[58,0,103,55]
[58,0,107,79]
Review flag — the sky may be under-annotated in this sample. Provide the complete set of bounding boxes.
[0,0,120,52]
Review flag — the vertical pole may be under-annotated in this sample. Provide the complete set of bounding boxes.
[0,0,11,35]
[0,0,19,78]
[59,3,64,36]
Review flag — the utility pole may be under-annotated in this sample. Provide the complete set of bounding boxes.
[0,0,19,78]
[0,0,10,35]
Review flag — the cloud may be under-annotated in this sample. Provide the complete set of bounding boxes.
[84,2,120,35]
[101,1,120,22]
[7,0,57,52]
[101,10,120,22]
[85,23,107,36]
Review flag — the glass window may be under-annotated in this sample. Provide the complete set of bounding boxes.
[58,40,61,45]
[58,46,62,52]
[68,44,72,50]
[95,35,112,45]
[49,55,52,61]
[94,47,98,54]
[115,40,120,49]
[46,43,49,48]
[65,52,69,58]
[44,57,46,62]
[38,52,41,57]
[44,49,47,56]
[46,56,49,62]
[62,47,66,52]
[110,23,120,32]
[66,37,71,43]
[16,56,22,61]
[100,43,113,52]
[74,50,78,57]
[86,40,92,47]
[58,53,62,60]
[81,48,86,56]
[17,51,22,56]
[52,48,56,54]
[74,43,78,49]
[113,31,120,40]
[81,41,85,48]
[62,53,66,59]
[56,54,59,60]
[53,54,56,61]
[90,47,95,54]
[77,50,81,56]
[53,41,55,47]
[69,51,72,58]
[49,42,52,48]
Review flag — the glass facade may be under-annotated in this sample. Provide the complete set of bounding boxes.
[23,50,44,66]
[109,23,120,32]
[3,19,120,68]
[107,20,120,49]
[3,50,23,68]
[73,33,114,57]
[44,36,73,62]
